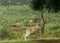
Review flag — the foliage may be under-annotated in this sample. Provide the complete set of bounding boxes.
[31,0,60,12]
[0,5,60,40]
[31,0,45,11]
[0,0,31,6]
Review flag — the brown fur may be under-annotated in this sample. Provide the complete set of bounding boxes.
[8,24,20,31]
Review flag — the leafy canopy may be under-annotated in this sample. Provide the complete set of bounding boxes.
[31,0,60,12]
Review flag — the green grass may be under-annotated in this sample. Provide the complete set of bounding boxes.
[0,39,60,43]
[0,5,60,40]
[0,40,36,43]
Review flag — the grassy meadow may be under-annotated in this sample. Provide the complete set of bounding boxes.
[0,5,60,43]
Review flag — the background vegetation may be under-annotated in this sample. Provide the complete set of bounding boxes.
[0,0,31,6]
[0,0,60,41]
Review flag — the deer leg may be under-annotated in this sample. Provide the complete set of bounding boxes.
[24,33,30,41]
[40,31,42,36]
[39,27,42,36]
[21,32,30,41]
[21,34,25,40]
[21,34,28,41]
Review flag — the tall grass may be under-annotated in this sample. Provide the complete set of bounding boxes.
[0,5,60,40]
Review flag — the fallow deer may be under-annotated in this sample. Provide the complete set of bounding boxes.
[22,17,44,41]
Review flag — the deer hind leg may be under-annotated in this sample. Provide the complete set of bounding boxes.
[24,33,29,41]
[22,32,30,41]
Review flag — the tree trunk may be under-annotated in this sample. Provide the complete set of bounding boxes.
[40,10,45,33]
